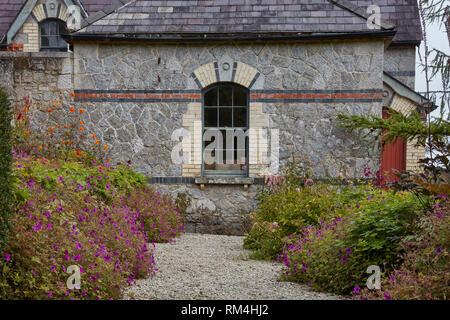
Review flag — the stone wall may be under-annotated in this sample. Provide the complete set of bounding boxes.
[70,40,385,233]
[156,183,260,235]
[0,51,73,124]
[0,51,72,101]
[384,46,416,89]
[73,40,384,174]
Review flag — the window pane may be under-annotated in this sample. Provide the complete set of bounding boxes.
[203,137,217,170]
[204,108,217,127]
[219,107,232,127]
[204,87,218,106]
[234,107,247,127]
[40,24,48,36]
[234,86,247,106]
[39,20,67,51]
[48,35,58,47]
[219,85,232,106]
[49,22,57,35]
[41,36,49,47]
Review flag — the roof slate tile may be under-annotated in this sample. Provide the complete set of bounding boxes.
[0,0,422,44]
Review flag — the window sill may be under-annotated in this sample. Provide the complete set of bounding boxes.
[195,177,254,190]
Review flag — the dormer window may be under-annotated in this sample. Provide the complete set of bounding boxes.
[39,19,67,52]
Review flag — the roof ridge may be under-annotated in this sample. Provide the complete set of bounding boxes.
[326,0,395,30]
[78,0,135,31]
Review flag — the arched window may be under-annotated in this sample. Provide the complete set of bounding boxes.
[39,19,67,52]
[202,83,249,177]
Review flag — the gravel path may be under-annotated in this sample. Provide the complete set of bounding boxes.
[124,233,341,300]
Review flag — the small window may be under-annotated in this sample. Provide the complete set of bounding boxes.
[202,83,249,177]
[39,19,68,52]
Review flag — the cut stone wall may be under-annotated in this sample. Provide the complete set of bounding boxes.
[156,183,260,235]
[384,46,416,89]
[69,40,385,177]
[0,52,73,114]
[69,40,386,233]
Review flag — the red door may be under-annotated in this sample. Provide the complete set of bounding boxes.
[381,109,407,183]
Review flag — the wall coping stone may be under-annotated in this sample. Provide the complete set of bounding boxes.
[0,51,73,58]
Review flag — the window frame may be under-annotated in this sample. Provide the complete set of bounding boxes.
[39,18,68,52]
[201,82,250,178]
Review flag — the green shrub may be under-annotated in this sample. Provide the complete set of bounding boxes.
[0,87,13,250]
[356,199,449,300]
[280,188,430,295]
[244,182,348,260]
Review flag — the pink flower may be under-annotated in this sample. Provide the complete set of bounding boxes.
[5,253,11,262]
[304,179,313,187]
[268,222,279,231]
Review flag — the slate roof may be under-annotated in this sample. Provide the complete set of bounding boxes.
[77,0,390,35]
[0,0,115,42]
[0,0,423,44]
[349,0,422,43]
[0,0,25,42]
[75,0,421,43]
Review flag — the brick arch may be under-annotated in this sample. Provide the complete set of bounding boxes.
[191,61,260,89]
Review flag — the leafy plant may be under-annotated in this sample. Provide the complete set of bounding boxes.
[0,87,13,250]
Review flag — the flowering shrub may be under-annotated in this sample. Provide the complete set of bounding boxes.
[121,188,185,243]
[0,153,184,299]
[0,153,185,299]
[13,93,111,164]
[355,199,449,300]
[244,182,348,260]
[279,187,429,295]
[0,87,13,250]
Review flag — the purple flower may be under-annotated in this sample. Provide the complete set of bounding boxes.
[435,246,442,255]
[384,293,391,300]
[353,286,360,294]
[5,253,11,262]
[46,290,52,298]
[367,196,373,200]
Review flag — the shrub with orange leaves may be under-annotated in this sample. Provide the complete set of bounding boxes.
[13,95,112,164]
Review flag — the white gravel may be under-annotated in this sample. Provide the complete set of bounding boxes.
[124,233,342,300]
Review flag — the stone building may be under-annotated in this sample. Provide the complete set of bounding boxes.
[0,0,436,233]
